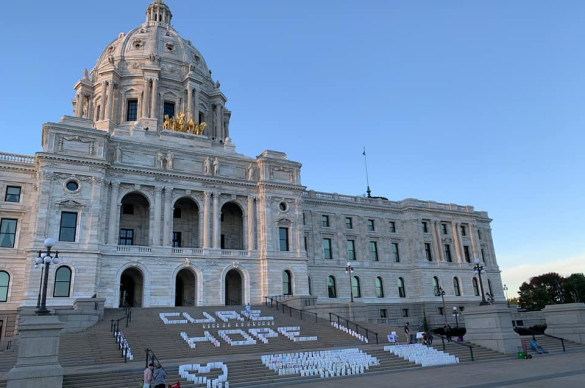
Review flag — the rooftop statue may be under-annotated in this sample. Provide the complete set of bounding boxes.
[163,114,207,135]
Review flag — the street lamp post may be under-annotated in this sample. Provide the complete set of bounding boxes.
[35,263,45,309]
[503,284,510,307]
[437,286,447,325]
[345,262,354,303]
[473,258,489,306]
[34,238,60,315]
[452,306,460,328]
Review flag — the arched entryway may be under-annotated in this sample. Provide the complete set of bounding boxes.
[172,197,200,247]
[175,269,196,306]
[120,267,144,307]
[225,269,242,305]
[220,202,243,250]
[119,192,150,246]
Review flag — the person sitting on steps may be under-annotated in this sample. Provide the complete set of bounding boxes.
[529,337,548,354]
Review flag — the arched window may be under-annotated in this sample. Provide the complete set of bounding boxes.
[0,271,9,302]
[282,270,292,296]
[352,276,361,298]
[398,277,406,298]
[472,278,480,296]
[327,276,337,298]
[433,276,440,296]
[308,275,312,296]
[53,266,72,297]
[375,277,384,298]
[453,277,461,296]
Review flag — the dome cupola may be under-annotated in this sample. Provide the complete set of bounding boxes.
[71,1,231,143]
[146,0,172,25]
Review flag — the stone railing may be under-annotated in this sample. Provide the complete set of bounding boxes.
[116,245,152,253]
[303,190,477,213]
[0,152,35,164]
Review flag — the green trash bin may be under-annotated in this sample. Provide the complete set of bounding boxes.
[517,351,524,359]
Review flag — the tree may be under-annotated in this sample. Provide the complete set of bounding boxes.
[562,273,585,303]
[518,272,565,311]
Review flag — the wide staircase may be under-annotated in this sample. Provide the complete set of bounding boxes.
[0,304,514,388]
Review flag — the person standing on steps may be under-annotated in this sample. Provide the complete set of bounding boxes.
[142,363,154,388]
[404,322,410,343]
[153,363,167,388]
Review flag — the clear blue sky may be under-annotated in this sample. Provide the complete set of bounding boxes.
[1,1,584,296]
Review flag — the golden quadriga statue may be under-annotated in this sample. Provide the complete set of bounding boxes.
[163,113,207,135]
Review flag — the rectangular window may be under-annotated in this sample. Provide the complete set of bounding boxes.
[119,229,134,245]
[444,244,452,262]
[5,186,21,202]
[481,248,486,261]
[370,241,378,261]
[441,223,448,235]
[345,217,353,229]
[321,215,330,227]
[401,308,409,318]
[425,243,432,261]
[59,212,77,242]
[379,309,387,319]
[173,208,181,218]
[463,245,471,262]
[302,213,306,225]
[164,101,175,118]
[367,219,375,232]
[392,242,400,262]
[323,238,332,259]
[460,225,467,236]
[478,229,482,240]
[389,221,396,233]
[347,240,356,260]
[0,219,17,248]
[438,307,444,316]
[279,227,289,251]
[126,99,138,121]
[422,221,429,233]
[172,232,182,248]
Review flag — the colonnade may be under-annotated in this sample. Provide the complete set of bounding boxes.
[106,182,258,250]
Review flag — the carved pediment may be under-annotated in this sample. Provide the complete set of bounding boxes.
[57,199,84,209]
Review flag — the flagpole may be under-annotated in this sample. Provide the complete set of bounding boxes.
[363,147,371,198]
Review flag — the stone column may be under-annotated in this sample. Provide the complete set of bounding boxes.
[463,305,521,354]
[203,191,211,248]
[100,81,107,120]
[153,186,163,246]
[143,78,151,118]
[432,220,442,261]
[74,93,82,117]
[151,78,159,119]
[193,88,199,123]
[162,187,172,246]
[105,81,114,121]
[247,196,254,251]
[452,222,463,263]
[212,192,220,248]
[107,182,120,245]
[543,303,585,344]
[186,86,192,120]
[6,315,64,388]
[469,223,480,260]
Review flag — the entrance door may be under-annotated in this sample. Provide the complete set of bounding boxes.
[225,269,242,305]
[175,269,196,306]
[120,267,144,307]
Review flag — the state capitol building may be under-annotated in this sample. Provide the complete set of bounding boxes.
[0,1,503,343]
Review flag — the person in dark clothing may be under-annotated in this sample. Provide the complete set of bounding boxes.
[404,322,410,343]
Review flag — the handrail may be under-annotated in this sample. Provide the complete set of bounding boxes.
[145,348,166,371]
[328,312,379,344]
[436,334,475,361]
[109,301,133,362]
[264,296,319,323]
